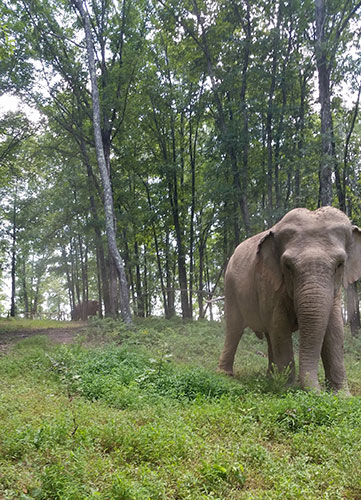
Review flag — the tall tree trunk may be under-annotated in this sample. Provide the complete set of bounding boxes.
[266,1,282,221]
[71,237,81,306]
[79,135,111,316]
[189,108,199,319]
[32,280,40,318]
[134,240,145,318]
[10,184,17,318]
[294,68,308,206]
[143,245,150,317]
[95,246,103,318]
[167,115,191,319]
[143,179,168,317]
[315,0,333,206]
[198,240,205,320]
[62,247,75,312]
[22,259,29,318]
[233,0,251,235]
[78,235,87,320]
[274,14,293,210]
[71,0,132,323]
[108,254,118,317]
[165,230,176,319]
[344,83,361,216]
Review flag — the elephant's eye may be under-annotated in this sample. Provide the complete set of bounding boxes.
[281,253,294,272]
[336,262,343,271]
[284,261,292,272]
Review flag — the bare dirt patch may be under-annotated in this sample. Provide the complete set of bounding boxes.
[0,325,89,354]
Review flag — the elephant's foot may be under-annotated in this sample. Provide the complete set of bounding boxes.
[336,387,352,397]
[267,362,296,386]
[325,379,352,397]
[299,373,321,393]
[217,365,234,377]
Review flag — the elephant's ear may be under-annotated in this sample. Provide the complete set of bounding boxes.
[345,226,361,287]
[256,231,283,291]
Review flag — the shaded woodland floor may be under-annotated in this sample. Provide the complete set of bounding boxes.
[0,323,87,354]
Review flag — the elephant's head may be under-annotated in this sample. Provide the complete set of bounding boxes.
[257,207,361,389]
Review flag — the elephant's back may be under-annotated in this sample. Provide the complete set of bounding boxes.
[226,230,268,278]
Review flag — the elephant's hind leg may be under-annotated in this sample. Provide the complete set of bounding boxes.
[218,303,244,376]
[265,332,275,376]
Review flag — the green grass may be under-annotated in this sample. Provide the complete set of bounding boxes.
[0,317,82,333]
[0,318,361,499]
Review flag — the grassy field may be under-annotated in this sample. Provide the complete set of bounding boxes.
[0,318,84,332]
[0,318,361,499]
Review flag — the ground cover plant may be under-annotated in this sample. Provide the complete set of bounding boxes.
[0,318,361,499]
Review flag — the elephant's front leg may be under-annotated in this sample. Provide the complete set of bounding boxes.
[321,294,350,393]
[268,332,295,383]
[268,311,295,384]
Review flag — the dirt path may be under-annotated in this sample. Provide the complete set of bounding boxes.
[0,325,89,354]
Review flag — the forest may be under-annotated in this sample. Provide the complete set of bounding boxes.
[0,0,361,324]
[2,2,361,498]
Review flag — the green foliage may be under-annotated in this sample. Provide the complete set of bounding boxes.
[1,0,361,320]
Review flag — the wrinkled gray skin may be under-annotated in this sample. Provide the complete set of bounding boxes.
[71,300,99,321]
[218,207,361,392]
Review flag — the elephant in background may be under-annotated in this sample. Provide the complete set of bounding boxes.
[71,300,99,321]
[218,207,361,392]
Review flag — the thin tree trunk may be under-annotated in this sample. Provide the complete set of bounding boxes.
[84,243,89,303]
[189,111,198,319]
[78,235,87,320]
[232,0,251,235]
[143,179,168,317]
[108,254,118,317]
[266,1,282,221]
[165,230,175,319]
[315,0,333,206]
[79,135,111,315]
[134,240,145,318]
[294,69,308,206]
[32,280,40,318]
[167,111,191,319]
[10,184,17,317]
[274,14,293,210]
[62,247,75,312]
[344,83,361,216]
[198,241,205,320]
[143,245,150,317]
[71,237,81,306]
[22,259,29,318]
[71,0,132,323]
[95,246,103,318]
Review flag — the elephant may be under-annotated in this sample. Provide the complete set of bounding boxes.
[71,300,99,321]
[218,207,361,392]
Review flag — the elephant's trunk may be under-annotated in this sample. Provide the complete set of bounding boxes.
[294,277,333,391]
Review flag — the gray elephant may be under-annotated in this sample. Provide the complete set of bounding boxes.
[71,300,99,321]
[218,207,361,392]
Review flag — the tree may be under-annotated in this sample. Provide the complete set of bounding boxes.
[70,0,132,324]
[314,0,361,206]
